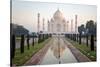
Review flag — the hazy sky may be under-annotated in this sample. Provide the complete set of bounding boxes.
[12,0,97,32]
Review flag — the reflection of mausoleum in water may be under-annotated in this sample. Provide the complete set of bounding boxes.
[51,41,66,59]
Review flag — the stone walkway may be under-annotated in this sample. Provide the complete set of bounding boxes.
[24,38,53,66]
[63,38,91,62]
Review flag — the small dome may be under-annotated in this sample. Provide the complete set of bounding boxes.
[50,18,54,22]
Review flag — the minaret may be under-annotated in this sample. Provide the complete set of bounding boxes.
[71,19,73,33]
[67,21,69,32]
[75,15,77,33]
[42,18,45,32]
[37,13,40,33]
[48,20,50,32]
[52,23,53,33]
[63,24,66,32]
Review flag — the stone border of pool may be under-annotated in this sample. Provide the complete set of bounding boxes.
[63,38,91,62]
[23,39,53,66]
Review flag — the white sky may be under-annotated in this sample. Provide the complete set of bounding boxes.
[12,0,97,32]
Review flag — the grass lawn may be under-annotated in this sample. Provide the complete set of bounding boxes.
[12,38,51,66]
[16,37,21,40]
[66,38,96,61]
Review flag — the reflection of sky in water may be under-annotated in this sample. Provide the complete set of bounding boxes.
[40,37,77,65]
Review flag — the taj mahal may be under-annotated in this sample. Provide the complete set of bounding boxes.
[37,9,78,34]
[48,9,67,34]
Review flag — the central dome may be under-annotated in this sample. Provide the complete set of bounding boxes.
[53,9,64,20]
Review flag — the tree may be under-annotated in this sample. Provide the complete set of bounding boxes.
[94,22,97,36]
[11,23,29,36]
[86,20,96,35]
[78,24,85,34]
[78,24,85,44]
